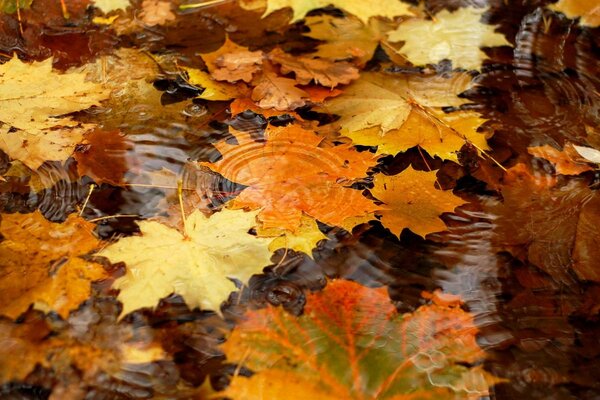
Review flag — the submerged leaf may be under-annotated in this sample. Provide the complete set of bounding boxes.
[222,280,497,399]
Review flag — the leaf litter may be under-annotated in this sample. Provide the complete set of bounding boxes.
[0,0,600,398]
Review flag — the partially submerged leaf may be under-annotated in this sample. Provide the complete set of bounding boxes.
[202,125,378,231]
[100,209,273,316]
[222,280,497,399]
[549,0,600,27]
[257,214,327,257]
[371,167,466,238]
[0,211,108,319]
[388,7,510,70]
[528,144,595,175]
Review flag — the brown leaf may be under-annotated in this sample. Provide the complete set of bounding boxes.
[139,0,176,26]
[251,71,309,111]
[528,144,595,175]
[201,37,264,83]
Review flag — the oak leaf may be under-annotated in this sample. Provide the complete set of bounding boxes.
[0,57,109,168]
[268,48,359,88]
[323,72,488,160]
[485,164,600,283]
[388,7,510,71]
[549,0,600,27]
[200,37,264,83]
[99,209,273,316]
[241,0,413,24]
[0,211,108,319]
[371,167,466,237]
[528,143,595,175]
[222,280,497,400]
[201,125,378,231]
[139,0,176,26]
[251,71,309,110]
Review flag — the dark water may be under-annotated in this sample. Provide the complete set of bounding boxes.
[1,0,600,399]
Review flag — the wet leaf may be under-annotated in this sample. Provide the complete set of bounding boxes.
[371,167,466,238]
[202,124,378,231]
[222,280,498,399]
[257,214,327,257]
[139,0,176,26]
[99,209,273,316]
[93,0,130,13]
[184,66,248,101]
[528,144,595,175]
[549,0,600,27]
[200,37,264,83]
[0,211,108,319]
[388,7,510,70]
[251,71,309,110]
[0,0,33,14]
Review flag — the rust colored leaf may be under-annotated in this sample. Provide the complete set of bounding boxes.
[201,124,378,231]
[269,47,360,88]
[222,280,498,399]
[201,37,264,83]
[251,71,309,110]
[0,211,107,319]
[528,144,595,175]
[73,128,134,186]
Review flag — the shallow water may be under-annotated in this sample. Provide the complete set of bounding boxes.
[1,0,600,399]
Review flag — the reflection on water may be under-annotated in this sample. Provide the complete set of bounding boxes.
[1,0,600,398]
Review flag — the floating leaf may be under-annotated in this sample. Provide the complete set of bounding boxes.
[200,37,264,83]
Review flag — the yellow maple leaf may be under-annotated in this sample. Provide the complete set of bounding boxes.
[257,215,327,257]
[0,57,109,169]
[99,209,273,316]
[371,167,466,237]
[183,66,248,100]
[549,0,600,27]
[0,211,108,319]
[322,71,488,160]
[241,0,413,24]
[388,7,510,71]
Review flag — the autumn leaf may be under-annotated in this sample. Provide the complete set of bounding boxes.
[388,7,510,71]
[0,211,108,319]
[241,0,414,24]
[93,0,130,13]
[549,0,600,27]
[528,143,595,175]
[303,15,393,66]
[201,125,378,231]
[257,214,327,257]
[0,57,109,168]
[73,128,134,185]
[222,280,497,400]
[485,164,600,283]
[268,48,359,88]
[183,66,248,101]
[200,37,264,83]
[322,71,488,160]
[0,0,33,13]
[99,209,273,316]
[371,167,466,238]
[251,71,309,110]
[139,0,176,26]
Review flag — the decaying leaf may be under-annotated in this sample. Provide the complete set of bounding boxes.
[139,0,176,26]
[485,164,600,283]
[371,167,466,237]
[100,209,273,316]
[528,144,595,175]
[202,125,378,231]
[241,0,414,23]
[549,0,600,27]
[0,57,109,168]
[0,211,108,319]
[251,71,309,110]
[201,37,264,83]
[388,7,510,70]
[269,48,359,87]
[222,280,498,399]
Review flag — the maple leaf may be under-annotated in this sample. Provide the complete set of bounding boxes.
[99,209,273,316]
[241,0,413,24]
[251,71,309,110]
[139,0,176,26]
[200,37,264,83]
[549,0,600,27]
[371,167,466,238]
[388,7,510,71]
[322,72,488,160]
[222,280,498,399]
[93,0,130,13]
[268,48,359,88]
[303,15,393,66]
[73,128,134,186]
[484,164,600,283]
[0,211,108,319]
[0,0,33,13]
[257,215,327,257]
[0,57,109,169]
[528,144,595,175]
[183,66,248,101]
[201,125,378,231]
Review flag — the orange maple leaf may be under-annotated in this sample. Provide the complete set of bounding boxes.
[201,124,378,231]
